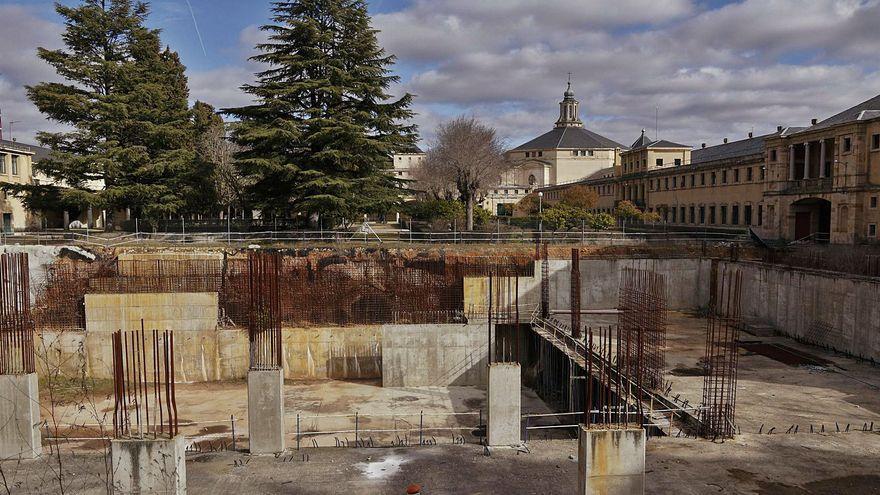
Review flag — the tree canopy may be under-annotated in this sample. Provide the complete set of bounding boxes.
[225,0,418,224]
[19,0,206,221]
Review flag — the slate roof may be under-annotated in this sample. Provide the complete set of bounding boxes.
[691,135,766,164]
[512,126,626,151]
[0,139,51,162]
[796,93,880,133]
[628,131,689,151]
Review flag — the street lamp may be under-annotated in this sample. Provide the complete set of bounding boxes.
[538,191,543,241]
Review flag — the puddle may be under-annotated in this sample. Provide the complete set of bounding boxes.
[357,454,409,480]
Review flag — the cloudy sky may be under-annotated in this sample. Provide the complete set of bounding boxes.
[1,0,879,149]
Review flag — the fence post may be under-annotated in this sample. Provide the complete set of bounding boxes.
[296,413,301,450]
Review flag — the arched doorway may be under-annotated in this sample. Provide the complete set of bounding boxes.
[790,198,831,242]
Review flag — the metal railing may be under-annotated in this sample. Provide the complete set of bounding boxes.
[0,228,750,247]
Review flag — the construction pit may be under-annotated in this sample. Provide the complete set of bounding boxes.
[0,243,878,494]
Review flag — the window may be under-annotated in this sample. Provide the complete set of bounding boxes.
[525,152,530,158]
[656,158,664,166]
[844,137,852,152]
[760,166,766,180]
[0,154,5,174]
[528,174,537,185]
[870,224,877,237]
[872,134,880,150]
[721,170,727,184]
[734,169,740,182]
[680,176,685,188]
[671,208,677,223]
[11,155,18,176]
[537,151,543,157]
[689,206,695,224]
[871,196,878,208]
[680,207,685,223]
[770,149,777,162]
[690,174,695,187]
[747,167,753,181]
[701,173,706,186]
[674,158,682,166]
[710,206,716,224]
[758,204,764,226]
[720,205,728,224]
[699,206,706,224]
[744,205,752,225]
[711,172,717,185]
[732,205,740,225]
[664,178,669,190]
[588,150,594,156]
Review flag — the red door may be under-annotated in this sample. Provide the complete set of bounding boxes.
[794,212,811,240]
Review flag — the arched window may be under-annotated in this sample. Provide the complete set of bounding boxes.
[528,174,537,185]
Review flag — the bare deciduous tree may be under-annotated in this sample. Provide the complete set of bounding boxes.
[418,116,512,230]
[198,123,248,218]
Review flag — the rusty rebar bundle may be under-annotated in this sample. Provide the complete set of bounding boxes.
[700,263,743,439]
[584,325,636,429]
[618,267,667,391]
[112,326,178,439]
[0,253,35,375]
[247,251,283,370]
[571,249,581,339]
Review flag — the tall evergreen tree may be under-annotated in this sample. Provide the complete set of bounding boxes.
[15,0,202,222]
[225,0,417,224]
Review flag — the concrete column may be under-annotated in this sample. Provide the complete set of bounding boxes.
[487,362,521,446]
[819,140,827,178]
[248,368,285,454]
[803,142,811,179]
[788,145,795,180]
[63,210,69,230]
[110,435,186,494]
[578,427,646,495]
[0,373,41,459]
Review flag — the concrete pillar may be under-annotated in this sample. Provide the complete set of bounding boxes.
[819,140,827,178]
[63,210,69,230]
[110,435,186,494]
[578,427,646,495]
[803,142,810,179]
[0,373,41,459]
[487,362,521,446]
[247,368,285,454]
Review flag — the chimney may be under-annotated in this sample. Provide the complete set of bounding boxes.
[777,125,783,132]
[748,131,753,138]
[811,118,818,125]
[723,138,728,144]
[701,143,706,149]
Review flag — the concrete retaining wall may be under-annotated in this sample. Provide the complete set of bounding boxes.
[85,292,219,333]
[548,258,711,311]
[38,325,382,382]
[382,324,491,388]
[726,260,880,362]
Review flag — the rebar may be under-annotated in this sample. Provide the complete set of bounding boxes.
[112,326,178,439]
[248,250,283,370]
[0,253,35,375]
[700,262,743,439]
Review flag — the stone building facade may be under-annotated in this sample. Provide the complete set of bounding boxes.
[537,93,880,245]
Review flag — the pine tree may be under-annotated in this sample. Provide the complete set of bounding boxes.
[17,0,202,223]
[225,0,417,224]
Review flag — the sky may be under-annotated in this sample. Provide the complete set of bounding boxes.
[1,0,879,150]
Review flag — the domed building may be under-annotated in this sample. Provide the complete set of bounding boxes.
[484,82,626,214]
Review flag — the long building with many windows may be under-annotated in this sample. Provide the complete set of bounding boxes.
[537,93,880,244]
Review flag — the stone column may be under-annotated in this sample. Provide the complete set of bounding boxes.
[819,140,827,178]
[788,145,795,180]
[0,373,41,459]
[578,427,646,495]
[487,362,521,446]
[803,142,811,179]
[248,368,286,454]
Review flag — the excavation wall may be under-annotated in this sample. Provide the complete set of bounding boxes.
[725,260,880,362]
